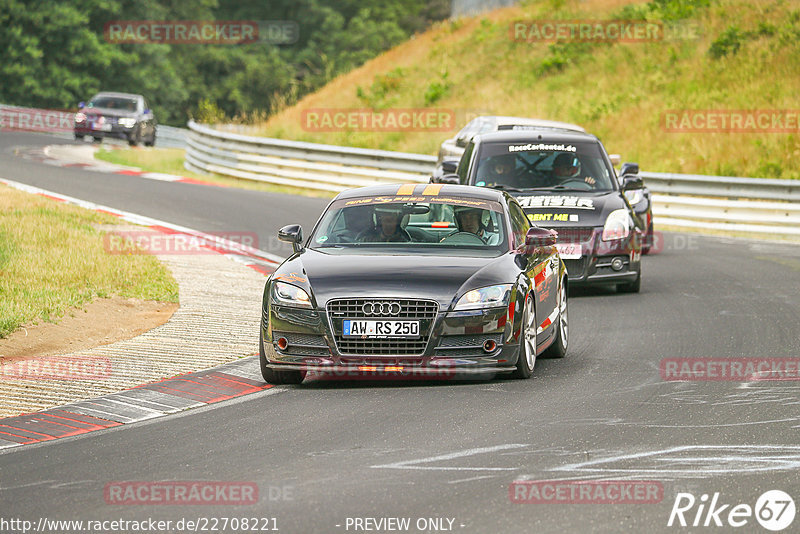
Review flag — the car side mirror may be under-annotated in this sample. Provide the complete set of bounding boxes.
[439,174,460,185]
[525,227,557,250]
[619,162,639,177]
[278,224,303,253]
[78,102,85,109]
[441,160,458,174]
[622,175,644,192]
[455,137,467,148]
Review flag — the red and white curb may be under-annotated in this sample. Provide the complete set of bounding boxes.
[0,357,281,450]
[17,145,221,186]
[0,177,284,276]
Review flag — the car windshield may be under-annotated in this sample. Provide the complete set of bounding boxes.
[309,196,508,251]
[88,96,138,111]
[474,140,616,192]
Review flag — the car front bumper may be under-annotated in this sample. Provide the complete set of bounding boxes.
[555,226,642,285]
[261,302,523,376]
[74,123,136,139]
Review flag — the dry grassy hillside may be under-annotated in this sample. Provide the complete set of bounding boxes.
[258,0,800,178]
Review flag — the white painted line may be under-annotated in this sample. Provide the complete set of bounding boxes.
[0,176,284,265]
[446,474,499,484]
[140,172,182,182]
[371,444,528,471]
[552,445,800,475]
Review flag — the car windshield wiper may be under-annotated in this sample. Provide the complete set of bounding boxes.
[521,185,586,192]
[485,184,525,193]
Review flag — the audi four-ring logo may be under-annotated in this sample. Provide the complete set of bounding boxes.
[362,301,402,316]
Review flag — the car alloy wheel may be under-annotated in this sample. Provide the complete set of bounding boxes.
[513,292,536,379]
[558,282,568,351]
[523,293,536,371]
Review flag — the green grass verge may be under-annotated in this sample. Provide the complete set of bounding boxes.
[95,147,336,199]
[0,184,179,338]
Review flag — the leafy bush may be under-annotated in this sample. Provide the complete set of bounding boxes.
[709,26,744,58]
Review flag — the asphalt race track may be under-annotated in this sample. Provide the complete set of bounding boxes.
[2,132,800,533]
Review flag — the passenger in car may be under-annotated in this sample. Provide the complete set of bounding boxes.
[357,206,411,242]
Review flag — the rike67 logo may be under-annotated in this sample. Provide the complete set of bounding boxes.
[668,490,795,531]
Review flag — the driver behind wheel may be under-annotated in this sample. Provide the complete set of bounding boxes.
[551,152,596,186]
[357,205,411,242]
[451,206,498,244]
[477,154,516,185]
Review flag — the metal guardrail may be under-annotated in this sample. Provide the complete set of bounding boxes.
[641,172,800,236]
[155,124,187,149]
[183,120,799,237]
[184,121,433,192]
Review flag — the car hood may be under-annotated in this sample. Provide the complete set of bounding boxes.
[273,248,515,309]
[83,107,137,118]
[512,190,629,228]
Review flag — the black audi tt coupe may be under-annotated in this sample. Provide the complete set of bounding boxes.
[260,183,568,384]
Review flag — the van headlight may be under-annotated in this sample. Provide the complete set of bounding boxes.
[118,117,137,128]
[272,282,312,308]
[602,209,631,241]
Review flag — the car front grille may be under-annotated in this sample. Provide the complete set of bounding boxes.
[553,227,595,245]
[563,258,587,280]
[327,298,438,356]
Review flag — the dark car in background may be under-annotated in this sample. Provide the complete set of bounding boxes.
[451,130,644,293]
[74,92,156,146]
[437,115,586,163]
[434,116,654,253]
[260,183,569,384]
[618,162,654,254]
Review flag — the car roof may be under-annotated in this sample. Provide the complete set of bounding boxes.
[92,92,143,99]
[335,183,508,203]
[487,115,586,132]
[473,129,599,144]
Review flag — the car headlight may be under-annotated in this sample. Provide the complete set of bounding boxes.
[602,209,632,241]
[272,281,312,308]
[624,189,644,205]
[118,117,137,128]
[75,112,86,123]
[454,284,512,311]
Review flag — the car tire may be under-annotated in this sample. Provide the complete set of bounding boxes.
[128,126,141,147]
[259,329,305,385]
[542,278,568,359]
[144,131,156,147]
[74,133,84,140]
[617,268,641,293]
[642,222,654,255]
[512,293,536,379]
[92,136,102,143]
